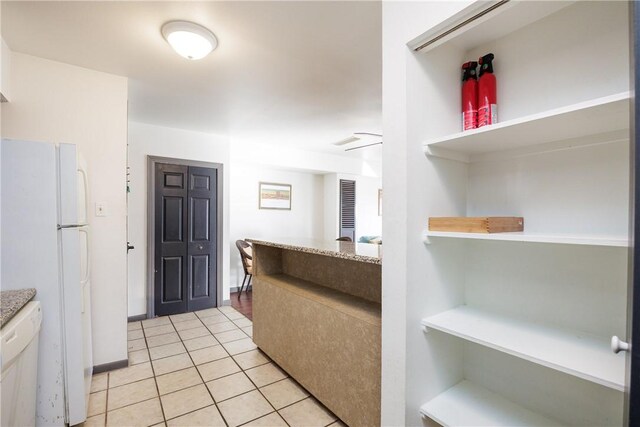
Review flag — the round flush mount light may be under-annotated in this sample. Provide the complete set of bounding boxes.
[161,21,218,60]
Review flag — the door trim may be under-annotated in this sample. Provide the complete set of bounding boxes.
[147,156,224,318]
[627,2,639,423]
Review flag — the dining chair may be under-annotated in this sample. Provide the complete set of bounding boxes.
[235,239,253,297]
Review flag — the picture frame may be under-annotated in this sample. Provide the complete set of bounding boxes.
[259,182,292,210]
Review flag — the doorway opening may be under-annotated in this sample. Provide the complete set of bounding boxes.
[147,156,223,317]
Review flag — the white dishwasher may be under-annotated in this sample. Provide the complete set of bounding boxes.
[1,301,42,427]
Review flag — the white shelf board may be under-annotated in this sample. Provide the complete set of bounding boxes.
[424,231,628,248]
[422,306,626,391]
[420,380,562,427]
[408,1,575,54]
[423,92,631,162]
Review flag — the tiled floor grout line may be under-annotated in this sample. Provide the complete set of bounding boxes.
[239,360,292,427]
[234,358,271,370]
[143,319,170,426]
[162,404,221,426]
[266,395,309,413]
[199,366,244,384]
[234,408,282,427]
[95,395,159,420]
[169,314,232,427]
[104,367,110,424]
[251,377,309,412]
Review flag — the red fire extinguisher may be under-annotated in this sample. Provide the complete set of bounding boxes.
[478,53,497,127]
[461,61,478,131]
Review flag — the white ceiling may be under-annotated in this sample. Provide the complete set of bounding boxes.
[1,1,382,156]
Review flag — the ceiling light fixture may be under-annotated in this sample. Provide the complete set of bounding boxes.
[161,21,218,60]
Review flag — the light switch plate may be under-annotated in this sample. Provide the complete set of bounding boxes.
[95,203,107,217]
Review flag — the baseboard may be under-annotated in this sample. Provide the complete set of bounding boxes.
[128,314,147,322]
[93,359,128,374]
[127,299,236,315]
[229,286,240,293]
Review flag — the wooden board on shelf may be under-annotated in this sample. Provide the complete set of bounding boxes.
[429,217,524,233]
[422,306,626,391]
[420,380,562,427]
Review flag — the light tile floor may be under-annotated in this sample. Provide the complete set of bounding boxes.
[84,306,346,427]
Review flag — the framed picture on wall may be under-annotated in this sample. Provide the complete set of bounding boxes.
[378,189,382,216]
[259,182,292,210]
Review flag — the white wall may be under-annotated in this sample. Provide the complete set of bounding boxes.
[232,139,381,177]
[127,121,230,317]
[1,52,129,367]
[381,2,472,425]
[0,39,6,293]
[323,173,382,241]
[229,164,324,288]
[323,174,338,241]
[355,175,382,239]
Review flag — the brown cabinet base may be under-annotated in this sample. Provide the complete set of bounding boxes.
[252,244,381,427]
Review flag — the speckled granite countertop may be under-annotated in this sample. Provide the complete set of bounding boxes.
[247,238,382,265]
[1,289,37,327]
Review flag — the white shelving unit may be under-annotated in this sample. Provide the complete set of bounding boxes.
[423,231,628,248]
[422,306,625,391]
[423,92,631,163]
[419,381,562,427]
[393,1,632,425]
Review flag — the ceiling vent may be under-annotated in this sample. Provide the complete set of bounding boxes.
[333,136,361,146]
[332,133,383,151]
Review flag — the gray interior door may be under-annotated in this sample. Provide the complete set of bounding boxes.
[187,166,217,311]
[155,163,188,316]
[154,163,217,316]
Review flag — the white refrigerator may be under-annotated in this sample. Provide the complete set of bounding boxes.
[1,139,93,426]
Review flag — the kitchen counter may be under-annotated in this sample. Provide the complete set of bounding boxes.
[250,238,381,426]
[0,288,37,327]
[246,237,382,265]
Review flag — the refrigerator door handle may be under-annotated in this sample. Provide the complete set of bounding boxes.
[77,167,89,223]
[79,228,90,286]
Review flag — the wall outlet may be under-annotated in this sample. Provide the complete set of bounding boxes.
[95,203,107,217]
